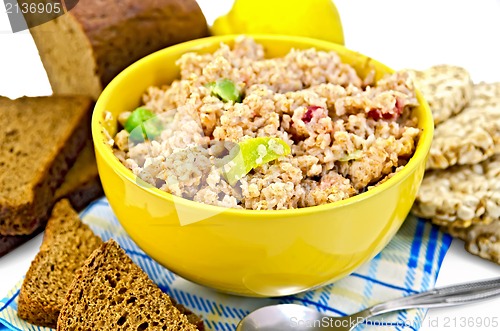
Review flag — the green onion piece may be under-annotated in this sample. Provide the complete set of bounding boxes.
[124,107,162,142]
[206,78,243,102]
[223,137,291,186]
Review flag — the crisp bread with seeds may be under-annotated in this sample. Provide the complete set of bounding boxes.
[469,81,500,107]
[444,220,500,265]
[464,221,500,264]
[414,81,500,264]
[426,82,500,169]
[406,65,472,125]
[413,154,500,228]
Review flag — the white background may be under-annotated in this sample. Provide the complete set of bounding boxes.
[1,0,500,330]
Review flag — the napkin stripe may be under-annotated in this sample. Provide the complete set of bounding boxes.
[350,274,418,294]
[0,291,19,313]
[197,295,216,314]
[197,297,211,314]
[408,220,425,268]
[438,233,452,265]
[396,219,426,330]
[319,289,331,307]
[303,289,315,300]
[362,257,379,307]
[318,283,334,307]
[396,219,449,331]
[123,248,150,260]
[424,227,439,274]
[79,199,109,219]
[398,219,425,331]
[171,288,250,320]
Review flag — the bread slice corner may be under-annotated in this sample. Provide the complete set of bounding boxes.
[57,239,200,331]
[17,199,103,328]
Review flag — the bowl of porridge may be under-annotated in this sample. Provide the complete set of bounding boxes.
[92,35,433,297]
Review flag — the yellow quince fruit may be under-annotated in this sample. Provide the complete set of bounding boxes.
[212,0,344,45]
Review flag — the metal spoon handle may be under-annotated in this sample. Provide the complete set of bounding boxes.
[367,277,500,316]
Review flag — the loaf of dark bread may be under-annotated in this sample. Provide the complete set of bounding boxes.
[57,239,201,330]
[0,96,92,236]
[17,199,103,328]
[28,0,209,99]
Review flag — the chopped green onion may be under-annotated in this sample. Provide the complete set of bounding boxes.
[124,107,162,142]
[223,137,291,185]
[206,78,243,102]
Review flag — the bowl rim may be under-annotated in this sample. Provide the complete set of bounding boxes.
[92,34,433,219]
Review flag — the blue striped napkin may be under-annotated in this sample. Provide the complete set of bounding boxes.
[0,197,451,331]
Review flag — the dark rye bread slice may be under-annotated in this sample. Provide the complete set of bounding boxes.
[57,240,200,331]
[0,141,103,257]
[27,0,208,99]
[0,96,92,235]
[17,199,103,328]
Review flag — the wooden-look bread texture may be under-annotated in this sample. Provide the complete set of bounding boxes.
[28,0,209,99]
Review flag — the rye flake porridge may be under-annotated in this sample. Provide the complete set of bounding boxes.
[111,37,420,210]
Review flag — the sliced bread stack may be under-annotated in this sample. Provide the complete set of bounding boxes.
[0,142,102,257]
[18,200,204,330]
[0,96,103,257]
[0,96,92,236]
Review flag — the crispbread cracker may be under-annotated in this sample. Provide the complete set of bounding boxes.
[464,221,500,264]
[413,154,500,227]
[426,82,500,169]
[407,65,472,125]
[441,222,472,241]
[442,220,500,265]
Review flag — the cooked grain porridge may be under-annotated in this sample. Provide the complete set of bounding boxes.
[111,37,420,210]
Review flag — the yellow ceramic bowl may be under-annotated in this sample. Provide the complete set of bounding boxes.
[92,35,433,297]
